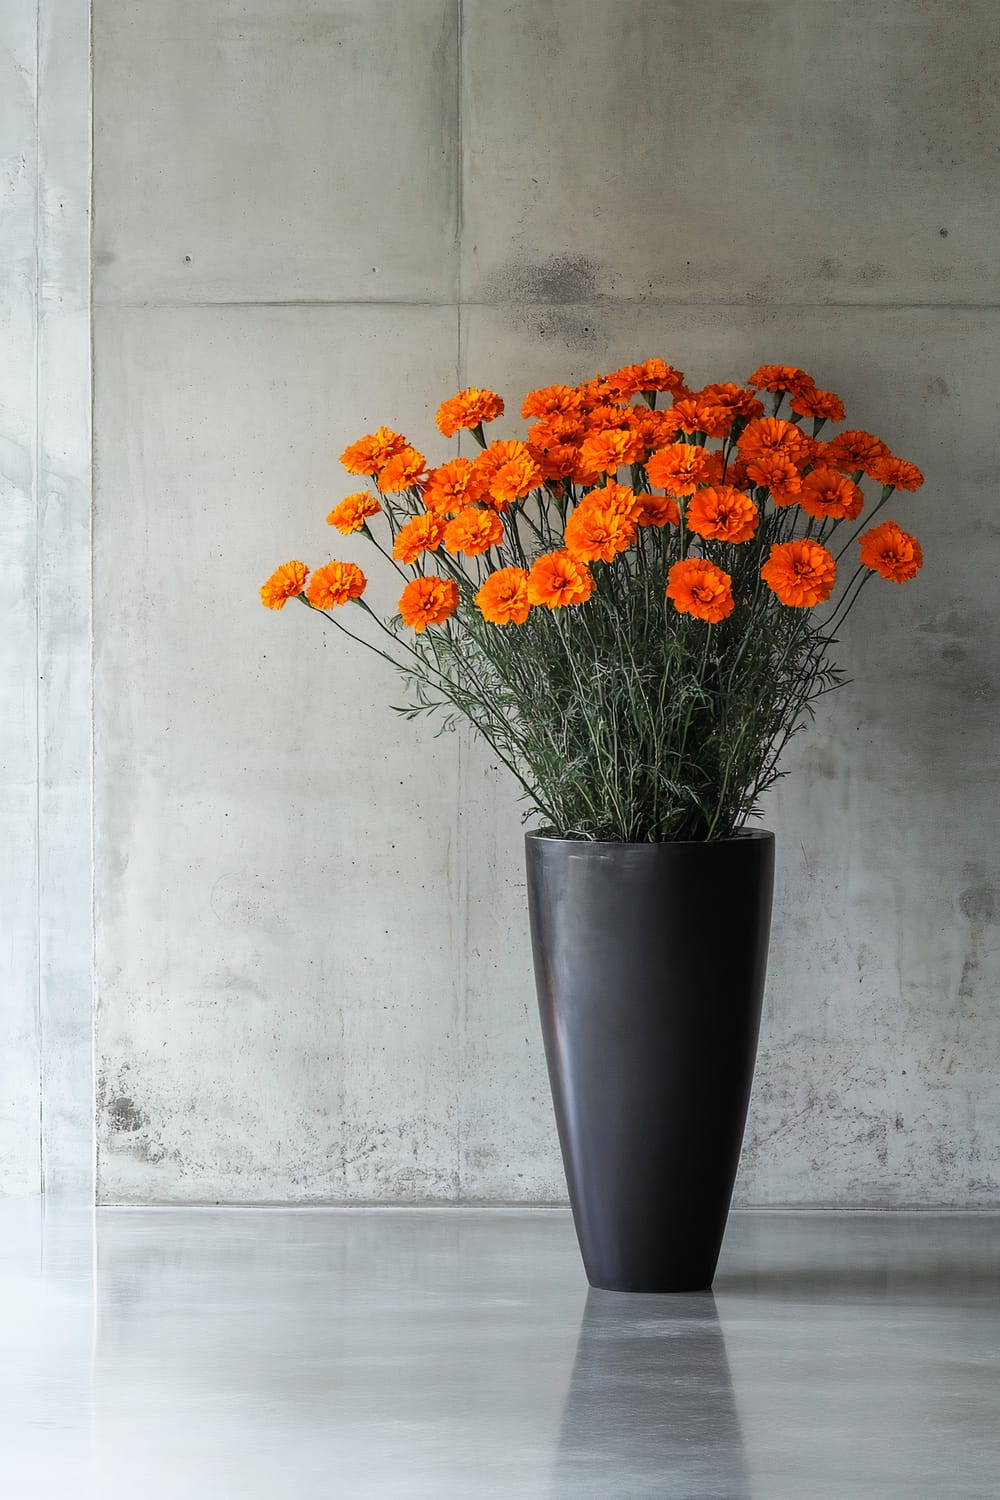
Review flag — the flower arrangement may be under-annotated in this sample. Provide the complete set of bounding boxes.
[262,361,924,842]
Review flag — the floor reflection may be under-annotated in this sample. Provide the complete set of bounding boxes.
[551,1288,749,1500]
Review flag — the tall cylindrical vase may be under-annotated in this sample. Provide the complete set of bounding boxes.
[526,830,774,1292]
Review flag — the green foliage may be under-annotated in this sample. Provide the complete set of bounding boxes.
[318,468,860,844]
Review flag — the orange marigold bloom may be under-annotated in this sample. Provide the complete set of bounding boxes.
[737,416,813,467]
[529,413,586,445]
[634,357,687,394]
[686,485,759,544]
[746,365,816,396]
[789,387,846,423]
[798,468,864,521]
[327,491,381,534]
[475,566,531,625]
[306,560,366,610]
[575,375,617,408]
[398,575,460,632]
[528,438,580,482]
[475,440,543,508]
[521,384,584,420]
[645,442,714,496]
[858,520,923,582]
[823,429,890,476]
[866,455,925,491]
[698,450,727,486]
[628,406,679,455]
[584,403,630,432]
[435,386,505,438]
[603,364,648,399]
[666,558,735,623]
[564,499,637,563]
[526,551,595,609]
[578,425,644,475]
[444,505,504,556]
[422,457,489,514]
[393,511,448,564]
[378,445,427,493]
[489,453,543,508]
[260,560,308,610]
[698,382,766,425]
[587,480,642,517]
[668,396,732,439]
[340,426,408,476]
[724,456,752,491]
[636,491,681,528]
[761,540,837,608]
[745,451,803,504]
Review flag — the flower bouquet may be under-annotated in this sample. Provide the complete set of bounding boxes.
[262,359,924,1290]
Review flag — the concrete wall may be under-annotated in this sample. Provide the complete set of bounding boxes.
[0,0,92,1196]
[92,0,1000,1204]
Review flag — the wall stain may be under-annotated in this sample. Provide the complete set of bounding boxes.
[958,880,998,1000]
[485,255,603,305]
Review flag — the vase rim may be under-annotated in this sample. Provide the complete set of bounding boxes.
[526,828,774,848]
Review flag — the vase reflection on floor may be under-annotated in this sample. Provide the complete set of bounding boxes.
[550,1289,749,1500]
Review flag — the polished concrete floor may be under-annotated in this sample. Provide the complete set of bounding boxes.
[1,1203,998,1498]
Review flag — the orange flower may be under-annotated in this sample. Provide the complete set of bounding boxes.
[697,450,727,486]
[260,560,308,610]
[789,387,846,423]
[858,520,923,582]
[306,560,366,610]
[737,416,813,467]
[398,575,460,632]
[823,429,890,476]
[797,468,864,521]
[698,382,766,425]
[636,491,680,528]
[475,440,543,508]
[746,365,816,396]
[327,491,382,534]
[393,511,448,564]
[587,480,642,517]
[645,442,714,496]
[634,357,686,395]
[340,427,408,476]
[422,457,489,514]
[866,455,924,491]
[745,451,802,504]
[666,558,735,623]
[475,567,531,625]
[668,396,732,439]
[686,485,759,544]
[761,540,837,607]
[490,453,544,507]
[435,386,505,438]
[628,406,681,455]
[378,445,427,493]
[578,425,644,475]
[444,505,504,556]
[564,499,637,563]
[528,413,586,446]
[521,384,584,420]
[528,437,580,482]
[575,375,617,408]
[724,456,752,491]
[603,364,648,399]
[526,551,595,609]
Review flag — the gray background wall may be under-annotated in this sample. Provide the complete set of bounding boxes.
[81,0,999,1204]
[1,0,91,1196]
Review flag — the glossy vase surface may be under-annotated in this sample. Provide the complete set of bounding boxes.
[525,830,774,1292]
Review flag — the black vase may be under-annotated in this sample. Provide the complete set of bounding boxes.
[525,830,774,1293]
